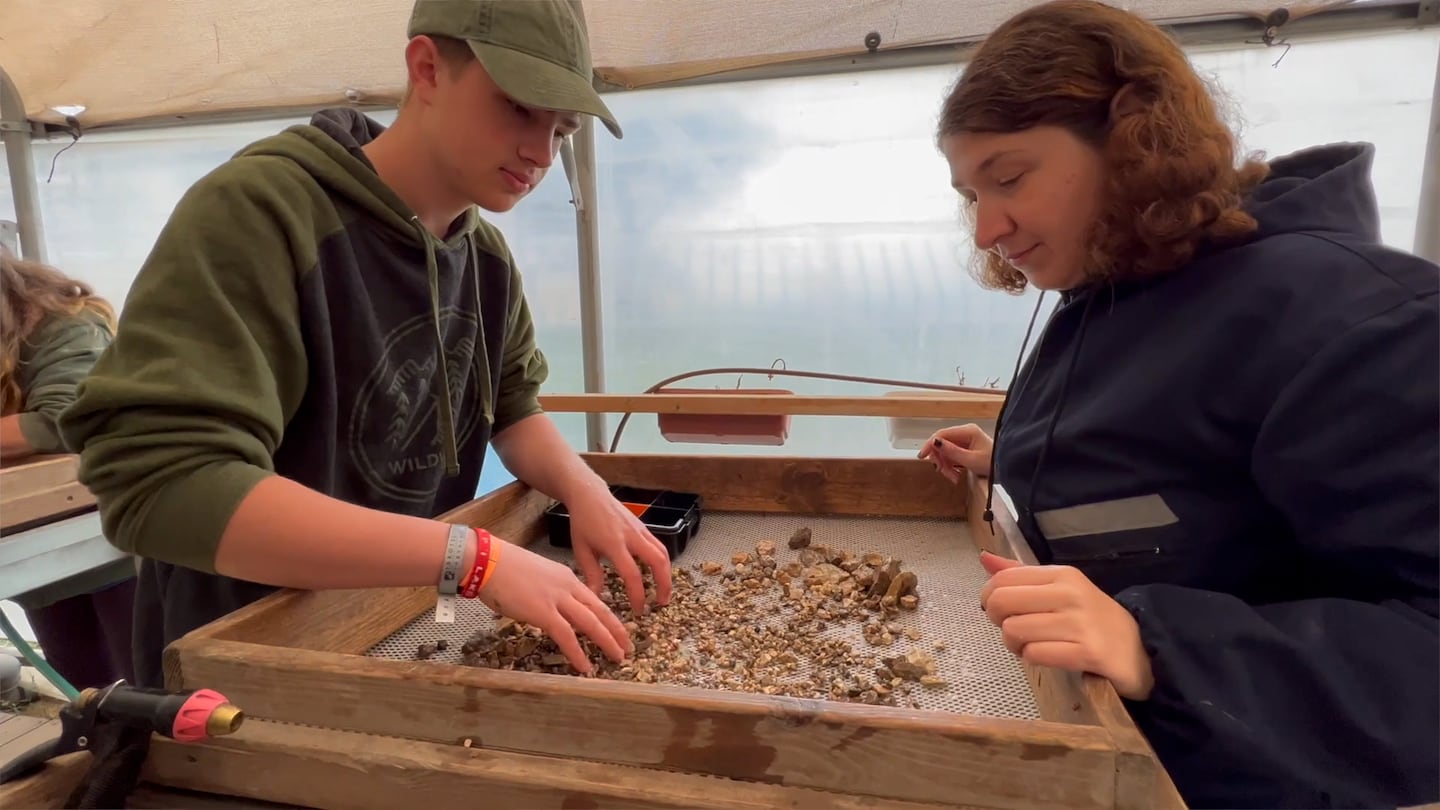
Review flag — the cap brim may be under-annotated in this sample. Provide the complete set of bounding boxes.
[469,42,622,139]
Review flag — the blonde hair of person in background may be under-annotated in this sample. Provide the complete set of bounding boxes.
[1,250,117,423]
[0,247,137,692]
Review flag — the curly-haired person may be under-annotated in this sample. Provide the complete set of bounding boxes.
[917,2,1439,807]
[2,247,138,690]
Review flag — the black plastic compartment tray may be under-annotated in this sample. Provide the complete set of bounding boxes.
[546,485,703,560]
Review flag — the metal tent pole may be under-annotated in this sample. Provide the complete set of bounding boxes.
[0,67,46,262]
[561,119,608,452]
[1415,43,1440,264]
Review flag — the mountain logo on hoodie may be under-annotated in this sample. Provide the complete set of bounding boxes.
[349,307,487,502]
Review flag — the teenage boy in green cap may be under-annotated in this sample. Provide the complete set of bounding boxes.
[59,0,672,688]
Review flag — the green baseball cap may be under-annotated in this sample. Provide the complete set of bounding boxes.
[407,0,622,139]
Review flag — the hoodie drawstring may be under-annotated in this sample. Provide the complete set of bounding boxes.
[415,216,461,478]
[467,235,493,432]
[1020,290,1098,564]
[984,290,1048,533]
[983,286,1098,554]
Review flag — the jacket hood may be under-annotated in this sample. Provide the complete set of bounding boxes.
[1059,142,1384,308]
[1246,142,1381,243]
[986,142,1387,540]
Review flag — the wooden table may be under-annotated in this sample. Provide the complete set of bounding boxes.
[0,741,304,809]
[0,454,127,602]
[0,455,95,534]
[146,451,1178,810]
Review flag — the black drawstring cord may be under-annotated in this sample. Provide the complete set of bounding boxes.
[1022,290,1098,562]
[984,290,1049,533]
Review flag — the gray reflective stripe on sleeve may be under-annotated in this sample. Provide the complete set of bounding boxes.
[1035,494,1178,540]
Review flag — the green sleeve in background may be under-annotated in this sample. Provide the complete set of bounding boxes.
[15,312,113,454]
[9,311,134,610]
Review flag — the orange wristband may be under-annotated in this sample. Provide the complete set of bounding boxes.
[480,535,502,589]
[459,529,495,599]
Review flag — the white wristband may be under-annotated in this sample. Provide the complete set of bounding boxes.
[434,523,470,624]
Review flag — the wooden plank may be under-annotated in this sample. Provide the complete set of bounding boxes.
[180,586,433,655]
[183,456,951,661]
[965,473,1013,559]
[966,474,1097,726]
[439,479,553,548]
[966,476,1030,572]
[176,484,553,656]
[0,484,95,533]
[1085,678,1186,810]
[1014,665,1184,810]
[963,474,1178,807]
[0,455,95,534]
[143,719,996,810]
[0,750,89,810]
[130,783,311,809]
[165,641,1119,810]
[965,474,1090,725]
[0,716,61,773]
[0,454,78,482]
[0,714,52,746]
[0,750,305,810]
[157,454,1173,810]
[583,454,965,518]
[541,393,1003,419]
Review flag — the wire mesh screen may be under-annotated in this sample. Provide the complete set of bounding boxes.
[367,512,1039,720]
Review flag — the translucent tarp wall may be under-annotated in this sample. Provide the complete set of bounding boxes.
[1,29,1437,488]
[4,0,1310,128]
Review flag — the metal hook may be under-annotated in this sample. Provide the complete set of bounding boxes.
[955,365,966,386]
[768,358,786,381]
[985,376,1002,389]
[1246,8,1293,68]
[1269,40,1292,67]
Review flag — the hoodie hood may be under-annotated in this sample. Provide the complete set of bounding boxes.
[237,108,481,247]
[235,108,488,478]
[1245,142,1381,243]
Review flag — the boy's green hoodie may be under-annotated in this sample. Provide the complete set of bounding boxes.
[58,109,549,687]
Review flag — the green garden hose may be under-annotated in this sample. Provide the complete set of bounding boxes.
[0,609,79,702]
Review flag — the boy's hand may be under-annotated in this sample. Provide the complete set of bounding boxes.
[476,539,633,674]
[565,490,674,616]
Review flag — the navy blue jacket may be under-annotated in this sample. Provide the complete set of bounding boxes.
[992,142,1438,809]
